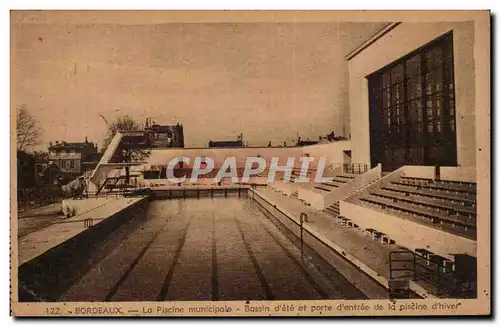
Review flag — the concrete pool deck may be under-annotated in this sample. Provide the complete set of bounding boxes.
[253,186,437,299]
[18,196,148,266]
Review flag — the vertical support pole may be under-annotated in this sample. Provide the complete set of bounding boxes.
[389,252,392,279]
[413,251,417,281]
[299,213,307,258]
[300,215,304,256]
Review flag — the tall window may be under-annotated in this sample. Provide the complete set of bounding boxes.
[368,32,457,171]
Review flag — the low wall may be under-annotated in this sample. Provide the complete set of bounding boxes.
[18,196,151,302]
[401,165,436,179]
[339,200,476,260]
[440,167,476,182]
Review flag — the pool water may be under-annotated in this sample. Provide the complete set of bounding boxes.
[59,194,367,301]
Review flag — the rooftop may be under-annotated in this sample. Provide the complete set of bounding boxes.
[49,137,97,150]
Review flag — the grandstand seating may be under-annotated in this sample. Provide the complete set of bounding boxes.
[353,175,477,240]
[313,174,356,192]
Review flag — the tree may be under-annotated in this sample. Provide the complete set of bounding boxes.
[17,150,37,189]
[17,106,42,151]
[102,115,150,186]
[101,115,140,151]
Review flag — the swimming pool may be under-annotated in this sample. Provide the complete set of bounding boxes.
[21,193,370,301]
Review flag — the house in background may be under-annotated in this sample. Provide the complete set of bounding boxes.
[48,137,101,177]
[144,119,184,148]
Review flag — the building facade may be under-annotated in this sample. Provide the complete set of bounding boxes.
[145,119,184,148]
[347,21,485,172]
[48,137,99,175]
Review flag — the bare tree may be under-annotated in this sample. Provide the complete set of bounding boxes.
[102,115,150,185]
[101,115,140,151]
[17,106,42,151]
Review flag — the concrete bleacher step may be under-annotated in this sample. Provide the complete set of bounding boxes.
[374,190,476,219]
[382,185,476,207]
[359,197,476,240]
[314,186,333,193]
[401,176,476,189]
[323,200,340,216]
[364,194,475,227]
[398,177,476,194]
[391,181,476,201]
[330,177,349,184]
[324,207,338,216]
[325,180,345,187]
[335,175,356,181]
[327,205,339,213]
[313,180,346,192]
[314,185,336,192]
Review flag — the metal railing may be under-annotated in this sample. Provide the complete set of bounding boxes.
[389,250,476,298]
[343,163,368,175]
[17,196,61,213]
[17,186,63,213]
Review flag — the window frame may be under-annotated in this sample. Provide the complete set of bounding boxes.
[367,31,457,171]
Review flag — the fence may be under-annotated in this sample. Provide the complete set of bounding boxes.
[17,186,63,213]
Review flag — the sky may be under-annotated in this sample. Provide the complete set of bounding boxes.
[11,11,386,150]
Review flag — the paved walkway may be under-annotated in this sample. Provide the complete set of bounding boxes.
[17,203,63,238]
[254,187,437,298]
[18,203,61,218]
[18,197,146,266]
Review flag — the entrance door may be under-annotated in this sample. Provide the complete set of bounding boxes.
[343,150,352,164]
[368,32,457,172]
